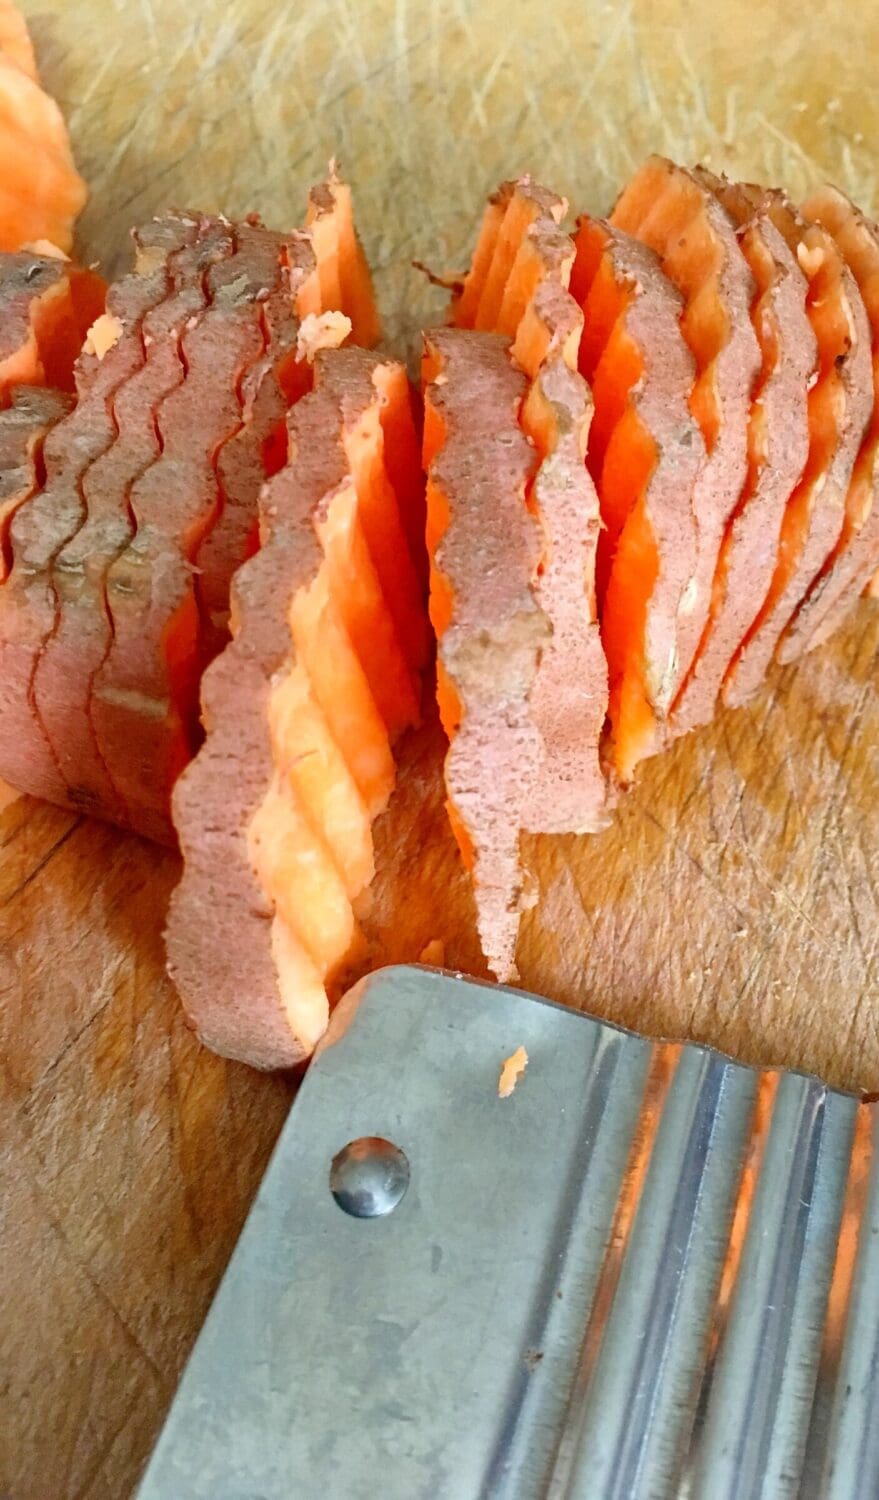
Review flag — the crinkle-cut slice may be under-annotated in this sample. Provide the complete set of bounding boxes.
[33,218,227,825]
[672,171,816,730]
[725,188,873,703]
[301,169,381,348]
[571,217,705,781]
[0,1,38,80]
[0,249,105,400]
[423,327,546,983]
[0,385,70,578]
[783,187,879,652]
[0,217,188,806]
[450,177,609,832]
[0,52,87,253]
[167,347,426,1069]
[610,156,761,702]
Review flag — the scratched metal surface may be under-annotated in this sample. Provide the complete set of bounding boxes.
[1,2,878,1497]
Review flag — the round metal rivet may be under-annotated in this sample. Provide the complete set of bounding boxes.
[329,1137,410,1218]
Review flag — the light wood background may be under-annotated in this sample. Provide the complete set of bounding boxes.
[2,1,878,1494]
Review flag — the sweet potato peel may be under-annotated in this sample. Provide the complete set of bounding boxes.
[423,326,546,982]
[673,171,816,729]
[0,249,105,401]
[571,216,705,781]
[0,385,70,579]
[451,177,609,834]
[167,348,425,1069]
[726,188,872,702]
[785,187,879,652]
[611,157,761,719]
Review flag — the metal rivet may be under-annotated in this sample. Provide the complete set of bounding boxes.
[330,1137,410,1219]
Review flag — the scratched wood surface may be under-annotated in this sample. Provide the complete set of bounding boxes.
[2,1,878,1495]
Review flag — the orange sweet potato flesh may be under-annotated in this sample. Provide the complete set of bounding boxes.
[784,187,879,653]
[725,188,872,703]
[450,176,608,833]
[423,326,546,982]
[610,157,761,727]
[0,1,37,81]
[673,171,816,729]
[0,51,87,253]
[0,250,105,401]
[0,385,70,579]
[0,218,189,807]
[571,217,705,781]
[167,348,425,1069]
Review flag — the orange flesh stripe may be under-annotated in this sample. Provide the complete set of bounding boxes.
[304,175,381,347]
[787,187,879,650]
[450,176,566,337]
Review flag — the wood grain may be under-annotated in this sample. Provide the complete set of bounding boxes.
[2,1,878,1495]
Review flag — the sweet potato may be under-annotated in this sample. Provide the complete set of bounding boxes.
[672,172,816,728]
[0,0,37,80]
[167,348,425,1068]
[0,249,105,401]
[571,216,705,780]
[0,385,70,579]
[423,326,546,982]
[450,177,608,832]
[0,218,188,805]
[0,50,87,253]
[725,188,872,702]
[782,187,879,652]
[610,157,761,719]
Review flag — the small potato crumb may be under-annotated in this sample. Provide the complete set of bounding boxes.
[296,310,352,364]
[21,239,68,260]
[419,938,445,966]
[498,1045,528,1098]
[84,313,123,359]
[797,242,825,278]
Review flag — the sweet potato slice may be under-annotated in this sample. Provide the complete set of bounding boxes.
[32,217,226,824]
[0,52,87,253]
[671,171,816,729]
[450,176,609,832]
[167,348,425,1069]
[423,326,546,982]
[783,187,879,652]
[0,218,188,806]
[0,249,105,401]
[0,385,70,579]
[89,179,379,844]
[725,189,872,703]
[610,157,761,709]
[302,170,380,348]
[0,1,38,81]
[571,217,705,780]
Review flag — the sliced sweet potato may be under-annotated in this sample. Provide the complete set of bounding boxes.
[32,216,225,824]
[423,326,546,982]
[302,169,381,348]
[672,171,816,728]
[0,249,105,401]
[725,188,872,703]
[167,347,425,1069]
[0,218,188,806]
[0,385,70,579]
[450,176,609,832]
[571,216,705,780]
[0,52,87,253]
[610,157,761,714]
[783,187,879,652]
[0,1,38,81]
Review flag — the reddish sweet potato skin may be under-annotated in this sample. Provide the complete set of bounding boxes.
[424,326,546,983]
[0,386,71,578]
[610,157,761,700]
[785,187,879,653]
[0,251,104,399]
[672,173,816,729]
[0,219,188,805]
[167,348,404,1069]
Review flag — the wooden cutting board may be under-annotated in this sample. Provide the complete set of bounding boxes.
[2,2,878,1495]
